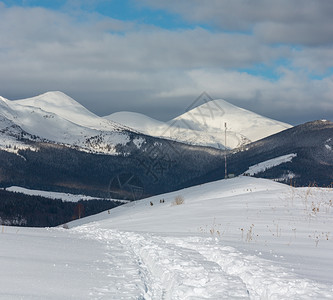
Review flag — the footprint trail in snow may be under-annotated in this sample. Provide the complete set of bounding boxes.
[72,225,332,299]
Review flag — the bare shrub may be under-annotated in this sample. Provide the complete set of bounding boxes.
[173,195,184,206]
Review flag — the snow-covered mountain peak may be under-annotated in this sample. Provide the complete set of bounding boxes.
[15,91,80,106]
[10,91,128,132]
[167,98,292,148]
[172,98,289,129]
[189,98,246,114]
[106,97,292,149]
[0,91,293,152]
[14,91,98,121]
[0,92,137,155]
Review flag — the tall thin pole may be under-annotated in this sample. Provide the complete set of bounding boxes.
[224,122,227,178]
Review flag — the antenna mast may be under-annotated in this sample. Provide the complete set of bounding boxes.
[224,122,227,178]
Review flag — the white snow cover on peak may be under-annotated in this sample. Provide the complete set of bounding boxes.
[172,99,291,143]
[1,91,292,152]
[106,98,292,149]
[1,176,332,299]
[0,92,134,154]
[13,91,122,131]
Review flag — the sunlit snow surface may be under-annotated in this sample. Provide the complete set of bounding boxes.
[0,91,292,154]
[243,153,297,176]
[1,177,333,299]
[0,92,132,155]
[106,99,292,149]
[5,186,128,203]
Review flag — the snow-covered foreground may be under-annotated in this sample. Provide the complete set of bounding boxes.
[1,177,333,299]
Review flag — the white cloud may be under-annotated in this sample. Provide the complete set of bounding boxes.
[0,2,332,125]
[151,68,333,123]
[138,0,333,45]
[291,47,333,74]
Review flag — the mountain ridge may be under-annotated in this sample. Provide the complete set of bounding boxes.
[0,92,135,155]
[0,91,330,200]
[12,91,126,131]
[106,98,292,149]
[1,91,292,153]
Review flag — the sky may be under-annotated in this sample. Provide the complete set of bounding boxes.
[0,0,332,125]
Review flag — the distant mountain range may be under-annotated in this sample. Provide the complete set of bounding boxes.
[106,95,291,149]
[0,91,331,202]
[0,91,134,155]
[0,91,291,152]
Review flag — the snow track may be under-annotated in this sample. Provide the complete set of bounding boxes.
[72,224,332,299]
[120,232,249,299]
[166,237,333,300]
[72,226,148,299]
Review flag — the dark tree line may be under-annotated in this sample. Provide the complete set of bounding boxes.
[0,136,224,199]
[0,189,123,227]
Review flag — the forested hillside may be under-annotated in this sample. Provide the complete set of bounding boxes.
[0,189,122,227]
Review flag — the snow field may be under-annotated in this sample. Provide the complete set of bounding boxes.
[73,226,249,299]
[67,177,333,299]
[243,153,297,176]
[0,227,121,299]
[71,223,333,299]
[169,237,332,299]
[5,186,129,203]
[1,177,333,299]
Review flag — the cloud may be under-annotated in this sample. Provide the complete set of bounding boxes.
[0,1,332,125]
[151,68,333,122]
[0,4,286,83]
[138,0,333,46]
[291,47,333,74]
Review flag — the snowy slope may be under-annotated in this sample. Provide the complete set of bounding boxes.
[5,186,129,203]
[243,153,297,176]
[0,92,133,154]
[13,91,122,131]
[170,99,291,148]
[0,114,39,154]
[1,177,332,299]
[107,111,166,134]
[105,99,292,149]
[1,91,291,153]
